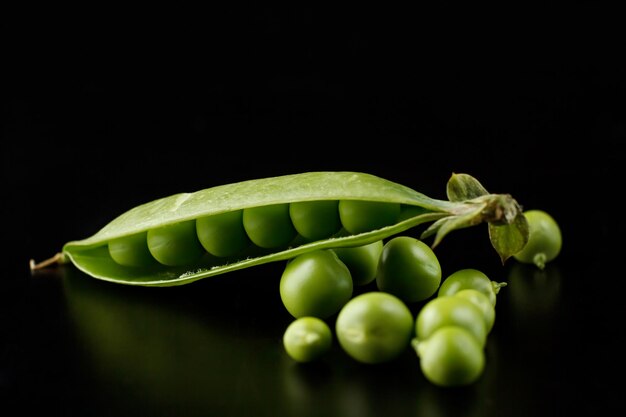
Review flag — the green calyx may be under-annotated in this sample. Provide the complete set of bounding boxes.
[423,173,528,263]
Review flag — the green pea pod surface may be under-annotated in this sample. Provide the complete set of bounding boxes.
[34,171,528,286]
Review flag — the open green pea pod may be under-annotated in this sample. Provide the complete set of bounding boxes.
[31,171,529,286]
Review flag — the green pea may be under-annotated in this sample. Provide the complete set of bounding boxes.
[332,240,383,286]
[108,231,155,267]
[147,220,205,266]
[335,292,414,364]
[338,200,401,234]
[196,210,250,257]
[513,209,562,270]
[413,326,485,387]
[416,296,487,347]
[375,236,442,303]
[453,289,496,333]
[289,200,342,241]
[280,250,353,319]
[243,203,297,249]
[283,317,333,363]
[438,268,506,306]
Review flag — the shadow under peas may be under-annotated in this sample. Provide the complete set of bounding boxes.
[61,261,495,417]
[485,263,566,417]
[506,263,563,340]
[60,263,295,417]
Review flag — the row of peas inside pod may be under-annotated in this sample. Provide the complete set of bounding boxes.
[107,199,404,268]
[280,235,508,388]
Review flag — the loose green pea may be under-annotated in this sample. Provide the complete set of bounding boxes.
[289,200,342,241]
[147,220,205,266]
[108,231,155,267]
[438,268,506,306]
[332,240,383,286]
[335,292,414,364]
[416,296,487,347]
[280,250,353,319]
[196,210,250,257]
[413,326,485,387]
[513,209,562,270]
[338,200,401,234]
[375,236,442,303]
[283,317,333,363]
[243,203,298,249]
[453,289,496,333]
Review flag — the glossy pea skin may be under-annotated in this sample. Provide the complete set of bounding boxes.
[335,292,414,364]
[375,236,442,303]
[338,200,401,235]
[438,268,505,307]
[196,210,250,257]
[147,220,205,266]
[243,203,298,249]
[454,289,496,333]
[280,250,353,319]
[283,317,333,363]
[289,200,342,241]
[414,326,485,387]
[513,209,562,270]
[416,296,487,347]
[108,231,155,267]
[332,240,383,286]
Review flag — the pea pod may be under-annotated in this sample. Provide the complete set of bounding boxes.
[30,171,528,286]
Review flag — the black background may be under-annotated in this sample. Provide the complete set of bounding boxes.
[3,6,625,417]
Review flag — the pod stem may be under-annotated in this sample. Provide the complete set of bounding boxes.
[411,337,423,357]
[492,281,508,295]
[29,252,65,272]
[533,253,547,270]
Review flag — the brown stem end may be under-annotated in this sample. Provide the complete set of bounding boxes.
[29,252,64,272]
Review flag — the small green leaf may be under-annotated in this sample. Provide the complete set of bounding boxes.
[419,217,448,240]
[423,204,486,248]
[446,173,489,202]
[488,213,530,264]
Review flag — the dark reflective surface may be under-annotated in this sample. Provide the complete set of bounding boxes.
[4,239,622,416]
